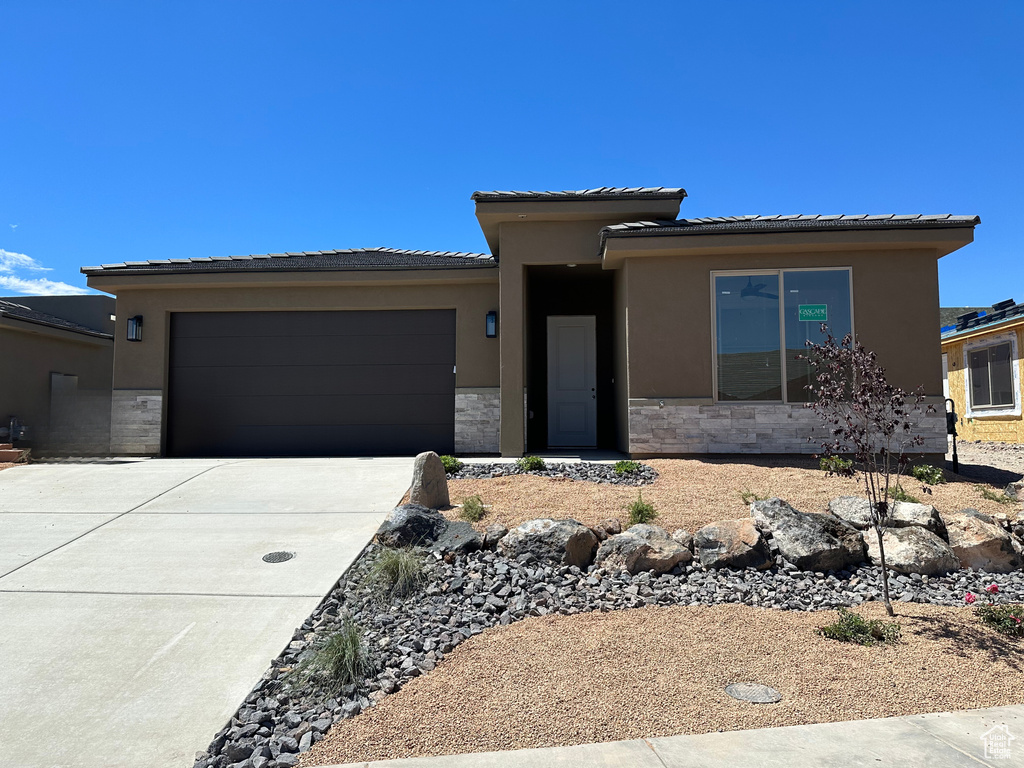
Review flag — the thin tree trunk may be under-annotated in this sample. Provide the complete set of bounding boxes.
[875,524,894,617]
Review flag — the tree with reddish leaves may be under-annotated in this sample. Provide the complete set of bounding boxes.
[802,327,934,617]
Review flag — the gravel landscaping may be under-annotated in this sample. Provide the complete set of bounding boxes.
[450,461,657,486]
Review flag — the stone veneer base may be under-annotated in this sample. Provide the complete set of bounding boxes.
[110,389,162,455]
[628,401,948,455]
[454,388,500,454]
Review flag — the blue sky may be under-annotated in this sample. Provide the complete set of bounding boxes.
[1,1,1021,305]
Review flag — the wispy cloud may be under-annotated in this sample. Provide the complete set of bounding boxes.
[0,249,90,295]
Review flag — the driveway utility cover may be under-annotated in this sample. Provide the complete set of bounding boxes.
[0,457,412,768]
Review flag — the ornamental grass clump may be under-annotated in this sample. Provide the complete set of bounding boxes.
[459,494,486,522]
[366,547,425,599]
[966,583,1024,637]
[626,490,658,525]
[818,608,901,646]
[516,455,546,472]
[739,489,769,505]
[975,484,1016,505]
[803,328,934,616]
[440,455,463,475]
[614,460,642,475]
[302,616,373,692]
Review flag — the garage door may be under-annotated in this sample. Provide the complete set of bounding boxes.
[166,310,456,457]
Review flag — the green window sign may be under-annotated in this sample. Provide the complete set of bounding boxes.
[798,304,828,322]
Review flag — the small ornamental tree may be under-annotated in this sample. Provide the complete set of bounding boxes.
[802,327,934,617]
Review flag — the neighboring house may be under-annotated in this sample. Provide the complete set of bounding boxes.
[941,299,1024,443]
[82,187,977,459]
[0,295,115,455]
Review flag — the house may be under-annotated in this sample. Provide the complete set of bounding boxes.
[0,295,115,455]
[82,187,977,459]
[941,298,1024,443]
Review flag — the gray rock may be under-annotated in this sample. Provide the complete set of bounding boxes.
[430,520,483,555]
[944,509,1023,573]
[750,498,866,572]
[483,524,508,549]
[725,682,782,703]
[409,451,450,509]
[498,519,598,569]
[594,532,692,575]
[626,524,670,541]
[376,504,446,548]
[694,519,772,570]
[864,526,959,575]
[1006,480,1024,502]
[275,755,299,768]
[827,496,874,529]
[671,529,694,551]
[828,497,946,538]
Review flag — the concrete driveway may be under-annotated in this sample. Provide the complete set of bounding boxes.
[0,457,412,768]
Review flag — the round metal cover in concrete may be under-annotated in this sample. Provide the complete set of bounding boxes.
[725,682,782,703]
[262,551,295,564]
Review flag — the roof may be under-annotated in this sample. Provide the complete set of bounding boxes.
[83,247,496,275]
[941,299,1024,340]
[940,306,990,329]
[0,299,112,338]
[601,213,982,243]
[471,187,687,202]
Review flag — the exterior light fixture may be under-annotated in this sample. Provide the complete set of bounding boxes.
[126,315,143,342]
[485,310,498,338]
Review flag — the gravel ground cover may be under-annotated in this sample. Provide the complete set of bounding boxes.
[194,541,1024,768]
[451,461,657,486]
[304,602,1024,765]
[447,457,1022,535]
[952,441,1024,486]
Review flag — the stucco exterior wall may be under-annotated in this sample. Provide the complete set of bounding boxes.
[0,322,113,453]
[943,323,1024,443]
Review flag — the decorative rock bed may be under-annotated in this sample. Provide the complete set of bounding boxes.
[450,460,657,486]
[194,493,1024,768]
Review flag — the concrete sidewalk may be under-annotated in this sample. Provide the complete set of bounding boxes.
[326,704,1024,768]
[0,457,412,768]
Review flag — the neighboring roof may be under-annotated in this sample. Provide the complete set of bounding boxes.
[82,247,496,275]
[471,187,687,202]
[941,298,1024,340]
[601,214,982,243]
[940,306,990,329]
[0,299,112,338]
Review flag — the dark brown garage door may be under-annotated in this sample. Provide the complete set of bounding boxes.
[166,310,456,457]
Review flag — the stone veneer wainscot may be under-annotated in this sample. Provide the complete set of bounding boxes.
[454,388,500,454]
[628,399,948,455]
[110,389,162,455]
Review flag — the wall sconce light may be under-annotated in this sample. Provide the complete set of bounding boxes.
[485,310,498,338]
[126,315,143,342]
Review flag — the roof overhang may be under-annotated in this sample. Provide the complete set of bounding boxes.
[941,315,1024,344]
[473,195,686,258]
[600,225,977,269]
[0,314,113,345]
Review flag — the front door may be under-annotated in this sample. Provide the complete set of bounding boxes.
[547,315,597,447]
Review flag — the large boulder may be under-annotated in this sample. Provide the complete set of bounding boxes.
[594,532,692,575]
[943,509,1023,573]
[1005,480,1024,502]
[482,524,509,550]
[671,529,694,551]
[864,526,959,575]
[626,524,671,541]
[587,518,622,542]
[750,498,866,572]
[827,497,946,537]
[377,504,447,548]
[694,519,772,571]
[409,451,450,509]
[497,518,598,568]
[429,520,483,555]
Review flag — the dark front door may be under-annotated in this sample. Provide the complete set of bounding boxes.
[166,309,456,457]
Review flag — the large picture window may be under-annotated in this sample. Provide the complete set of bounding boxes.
[969,342,1014,409]
[714,268,853,402]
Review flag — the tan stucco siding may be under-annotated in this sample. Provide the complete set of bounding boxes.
[0,322,113,447]
[622,248,943,399]
[106,280,500,393]
[943,323,1024,443]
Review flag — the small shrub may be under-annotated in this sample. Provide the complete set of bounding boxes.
[439,455,463,474]
[888,485,919,504]
[911,464,946,485]
[516,455,546,472]
[626,490,658,525]
[366,547,424,599]
[976,484,1015,505]
[739,490,769,505]
[818,608,901,646]
[303,617,373,691]
[459,494,486,522]
[966,583,1024,637]
[614,460,642,475]
[819,455,853,474]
